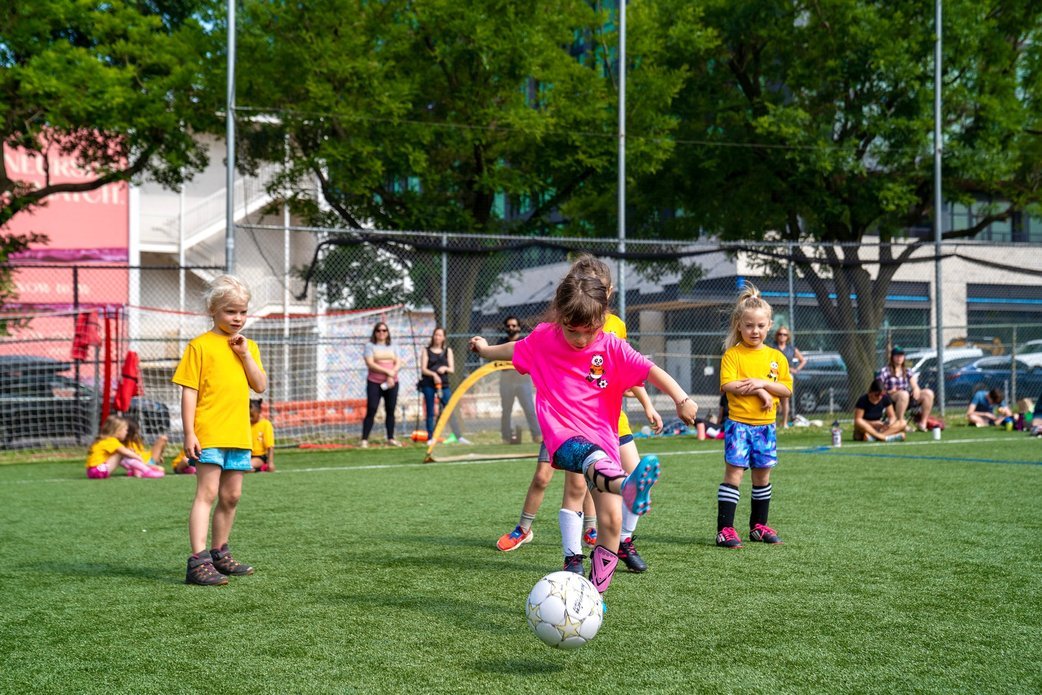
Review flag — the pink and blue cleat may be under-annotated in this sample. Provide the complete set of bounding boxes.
[620,455,660,516]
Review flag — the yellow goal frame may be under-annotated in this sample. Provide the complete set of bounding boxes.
[424,360,540,463]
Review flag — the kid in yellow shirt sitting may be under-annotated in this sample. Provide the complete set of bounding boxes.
[250,399,276,472]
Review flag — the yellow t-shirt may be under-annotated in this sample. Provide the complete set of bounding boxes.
[127,440,151,464]
[172,331,265,450]
[720,343,793,426]
[251,418,275,457]
[603,313,633,437]
[86,436,123,469]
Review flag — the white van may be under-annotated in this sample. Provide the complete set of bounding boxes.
[907,347,984,375]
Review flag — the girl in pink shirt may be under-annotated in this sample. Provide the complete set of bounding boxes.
[470,264,697,594]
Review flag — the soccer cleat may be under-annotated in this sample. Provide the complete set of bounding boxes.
[582,527,598,549]
[716,526,743,548]
[456,437,473,445]
[209,543,254,576]
[884,433,906,442]
[496,525,533,552]
[749,523,783,544]
[185,552,228,586]
[617,536,648,573]
[620,455,660,516]
[563,553,585,575]
[863,432,878,441]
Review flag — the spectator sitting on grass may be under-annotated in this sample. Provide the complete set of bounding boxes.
[966,387,1013,428]
[853,379,907,442]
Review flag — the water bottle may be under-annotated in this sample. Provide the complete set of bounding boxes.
[932,427,941,440]
[831,420,842,447]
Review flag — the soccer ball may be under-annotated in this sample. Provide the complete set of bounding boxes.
[525,571,604,649]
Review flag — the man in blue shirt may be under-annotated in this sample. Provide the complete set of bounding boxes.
[966,387,1013,427]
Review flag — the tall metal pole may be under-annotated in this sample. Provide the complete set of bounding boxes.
[225,0,236,274]
[616,0,626,322]
[787,241,796,332]
[933,0,946,416]
[441,233,448,329]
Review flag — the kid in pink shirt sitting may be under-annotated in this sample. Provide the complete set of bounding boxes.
[470,255,697,595]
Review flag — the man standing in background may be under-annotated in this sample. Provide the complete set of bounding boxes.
[498,316,542,444]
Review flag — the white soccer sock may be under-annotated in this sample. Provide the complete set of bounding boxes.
[558,508,584,558]
[621,505,639,540]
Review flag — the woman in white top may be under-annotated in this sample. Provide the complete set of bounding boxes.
[360,322,402,447]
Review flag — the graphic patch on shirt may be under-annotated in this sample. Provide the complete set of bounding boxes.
[586,354,608,389]
[767,360,779,382]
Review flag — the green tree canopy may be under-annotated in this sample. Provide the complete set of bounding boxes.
[0,0,222,229]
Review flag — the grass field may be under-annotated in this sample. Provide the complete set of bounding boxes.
[1,427,1040,694]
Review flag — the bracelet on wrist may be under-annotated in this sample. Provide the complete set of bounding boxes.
[675,396,692,407]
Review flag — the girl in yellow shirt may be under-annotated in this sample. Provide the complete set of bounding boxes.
[716,283,792,548]
[85,416,158,479]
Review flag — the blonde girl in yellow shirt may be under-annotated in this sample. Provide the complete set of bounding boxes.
[173,275,267,586]
[716,283,792,549]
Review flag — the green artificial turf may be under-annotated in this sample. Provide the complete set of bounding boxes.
[1,427,1040,694]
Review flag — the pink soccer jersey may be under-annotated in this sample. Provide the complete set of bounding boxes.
[512,322,653,461]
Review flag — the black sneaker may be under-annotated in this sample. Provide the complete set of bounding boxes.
[209,543,254,576]
[617,536,648,573]
[563,553,585,574]
[185,551,228,586]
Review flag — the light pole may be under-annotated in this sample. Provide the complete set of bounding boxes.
[225,0,236,273]
[617,0,626,322]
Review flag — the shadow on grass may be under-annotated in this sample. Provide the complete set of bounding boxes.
[34,562,183,585]
[473,658,565,675]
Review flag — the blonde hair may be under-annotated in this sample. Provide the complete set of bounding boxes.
[92,415,127,447]
[204,274,251,315]
[723,282,773,350]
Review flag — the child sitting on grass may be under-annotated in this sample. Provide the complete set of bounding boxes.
[171,450,197,475]
[85,416,162,479]
[121,417,167,477]
[250,399,276,472]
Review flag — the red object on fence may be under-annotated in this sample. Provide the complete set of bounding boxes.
[113,350,142,413]
[100,312,115,424]
[71,310,101,361]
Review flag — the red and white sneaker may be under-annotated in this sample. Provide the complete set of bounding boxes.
[495,525,533,552]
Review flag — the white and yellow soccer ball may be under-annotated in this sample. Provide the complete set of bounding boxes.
[525,571,604,649]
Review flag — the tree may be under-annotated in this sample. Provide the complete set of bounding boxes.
[642,0,1042,402]
[1,0,222,239]
[234,0,697,340]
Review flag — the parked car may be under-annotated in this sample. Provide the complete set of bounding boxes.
[907,348,984,393]
[0,355,170,449]
[943,354,1042,403]
[1014,339,1042,356]
[793,351,850,413]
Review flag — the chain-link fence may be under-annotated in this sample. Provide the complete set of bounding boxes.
[3,233,1042,456]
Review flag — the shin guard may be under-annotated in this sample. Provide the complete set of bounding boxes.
[588,545,619,594]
